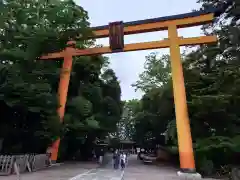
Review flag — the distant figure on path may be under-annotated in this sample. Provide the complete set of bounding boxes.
[46,147,52,165]
[113,150,120,169]
[99,148,104,164]
[120,152,126,170]
[112,150,116,169]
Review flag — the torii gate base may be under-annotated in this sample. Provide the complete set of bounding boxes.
[40,7,224,178]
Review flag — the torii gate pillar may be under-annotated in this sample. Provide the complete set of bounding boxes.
[168,25,197,175]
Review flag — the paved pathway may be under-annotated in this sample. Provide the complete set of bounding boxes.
[69,155,124,180]
[123,155,180,180]
[70,168,124,180]
[69,155,180,180]
[123,155,216,180]
[0,154,217,180]
[0,162,99,180]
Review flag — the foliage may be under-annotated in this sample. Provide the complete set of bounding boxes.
[130,54,174,147]
[128,0,240,176]
[0,0,122,160]
[116,99,141,141]
[132,53,171,93]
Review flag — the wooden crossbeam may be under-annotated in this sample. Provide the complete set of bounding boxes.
[40,11,217,60]
[40,35,217,59]
[92,13,214,38]
[40,52,64,59]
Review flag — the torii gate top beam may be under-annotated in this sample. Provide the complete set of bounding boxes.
[40,1,232,59]
[92,13,213,39]
[40,11,216,60]
[92,10,215,39]
[91,1,232,38]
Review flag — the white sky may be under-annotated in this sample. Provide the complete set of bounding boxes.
[75,0,204,100]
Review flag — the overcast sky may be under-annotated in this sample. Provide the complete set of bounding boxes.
[75,0,204,100]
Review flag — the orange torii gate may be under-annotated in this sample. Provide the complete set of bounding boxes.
[40,3,230,174]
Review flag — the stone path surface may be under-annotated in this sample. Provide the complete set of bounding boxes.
[70,168,124,180]
[123,155,216,180]
[69,155,180,180]
[0,154,217,180]
[0,162,99,180]
[123,155,180,180]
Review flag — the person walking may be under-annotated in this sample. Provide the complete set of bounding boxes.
[113,150,120,169]
[113,150,117,169]
[99,148,104,164]
[125,151,129,166]
[120,152,126,170]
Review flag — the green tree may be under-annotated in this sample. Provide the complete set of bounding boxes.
[0,0,122,160]
[132,53,171,93]
[130,54,174,147]
[129,1,240,175]
[117,99,141,141]
[0,0,90,154]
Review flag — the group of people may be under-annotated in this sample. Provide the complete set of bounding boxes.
[112,150,128,170]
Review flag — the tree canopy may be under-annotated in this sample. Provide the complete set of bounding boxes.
[120,0,240,177]
[0,0,122,161]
